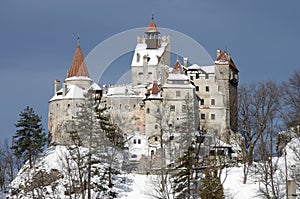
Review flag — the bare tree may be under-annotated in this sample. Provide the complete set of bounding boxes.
[238,81,281,184]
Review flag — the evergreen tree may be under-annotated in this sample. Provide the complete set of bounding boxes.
[172,147,195,199]
[12,106,46,168]
[199,167,224,199]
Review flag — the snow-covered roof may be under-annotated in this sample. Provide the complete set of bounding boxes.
[167,73,189,81]
[188,64,215,74]
[131,41,169,66]
[65,76,92,82]
[162,83,194,89]
[50,84,86,101]
[106,85,135,96]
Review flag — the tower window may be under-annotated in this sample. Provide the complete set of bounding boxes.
[154,137,158,141]
[200,99,204,105]
[147,108,150,113]
[67,104,70,108]
[138,139,141,144]
[211,114,216,120]
[133,139,136,144]
[196,86,199,91]
[201,114,206,120]
[136,53,140,62]
[205,86,209,92]
[211,99,215,105]
[170,105,175,112]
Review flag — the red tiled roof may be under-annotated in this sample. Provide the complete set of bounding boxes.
[152,81,159,94]
[67,45,89,78]
[145,20,160,34]
[216,50,239,71]
[171,60,184,74]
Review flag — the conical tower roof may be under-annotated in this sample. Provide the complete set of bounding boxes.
[67,45,89,78]
[145,17,160,34]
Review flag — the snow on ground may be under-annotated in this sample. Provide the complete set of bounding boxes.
[120,174,152,199]
[223,167,260,199]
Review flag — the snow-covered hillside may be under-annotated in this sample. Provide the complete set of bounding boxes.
[8,136,300,199]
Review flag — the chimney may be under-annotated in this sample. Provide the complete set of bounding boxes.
[183,57,188,68]
[54,80,60,94]
[217,49,221,58]
[62,83,67,96]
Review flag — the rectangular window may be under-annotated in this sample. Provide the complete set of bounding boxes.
[190,76,193,80]
[182,105,187,113]
[138,139,141,144]
[176,91,181,97]
[200,99,204,105]
[205,74,209,79]
[211,114,215,120]
[196,73,199,79]
[205,86,209,92]
[170,105,175,112]
[201,113,206,120]
[211,99,215,105]
[196,86,199,91]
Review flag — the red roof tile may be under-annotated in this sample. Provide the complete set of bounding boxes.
[171,60,184,74]
[67,45,89,78]
[152,82,159,94]
[216,50,239,71]
[145,20,160,34]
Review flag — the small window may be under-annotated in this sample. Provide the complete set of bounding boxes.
[154,137,158,141]
[205,74,209,79]
[205,86,209,92]
[131,154,137,158]
[147,108,150,113]
[148,72,152,75]
[138,72,143,75]
[211,99,215,105]
[190,76,193,80]
[176,91,181,97]
[211,114,215,120]
[196,86,199,91]
[133,104,136,109]
[155,124,158,129]
[201,114,206,120]
[67,104,70,108]
[200,99,204,105]
[133,139,136,144]
[137,83,142,85]
[196,74,199,79]
[157,107,160,112]
[120,104,122,109]
[136,53,140,62]
[170,105,175,112]
[138,139,141,144]
[182,105,187,113]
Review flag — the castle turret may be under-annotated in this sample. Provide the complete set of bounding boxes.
[48,39,100,145]
[214,50,239,141]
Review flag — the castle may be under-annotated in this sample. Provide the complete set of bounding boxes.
[48,18,239,164]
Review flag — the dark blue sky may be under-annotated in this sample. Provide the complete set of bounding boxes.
[1,0,299,141]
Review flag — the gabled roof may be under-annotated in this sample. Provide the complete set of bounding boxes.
[215,50,239,72]
[145,20,160,34]
[171,60,184,74]
[67,45,90,78]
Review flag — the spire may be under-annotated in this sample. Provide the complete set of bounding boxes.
[67,39,89,78]
[145,15,160,34]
